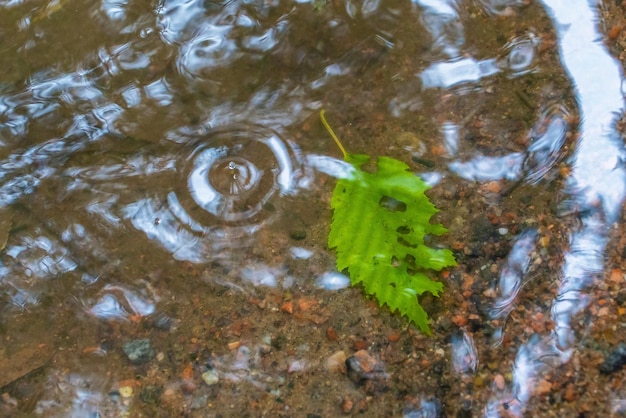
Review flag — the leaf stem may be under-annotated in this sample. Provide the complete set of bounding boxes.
[320,109,348,159]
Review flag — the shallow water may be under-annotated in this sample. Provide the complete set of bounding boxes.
[0,0,624,416]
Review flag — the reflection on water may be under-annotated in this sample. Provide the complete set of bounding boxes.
[0,0,624,416]
[485,0,626,416]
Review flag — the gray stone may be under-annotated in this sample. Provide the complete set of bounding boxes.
[122,339,155,365]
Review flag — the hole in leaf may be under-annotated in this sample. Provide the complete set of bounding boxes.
[397,225,411,234]
[405,254,418,273]
[391,255,400,267]
[379,196,406,212]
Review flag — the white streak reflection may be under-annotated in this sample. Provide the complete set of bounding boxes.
[486,0,626,415]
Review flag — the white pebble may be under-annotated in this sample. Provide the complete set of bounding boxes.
[290,247,313,259]
[316,272,350,290]
[201,370,219,386]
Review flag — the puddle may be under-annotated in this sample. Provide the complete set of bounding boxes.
[0,0,625,416]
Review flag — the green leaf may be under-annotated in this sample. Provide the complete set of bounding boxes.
[322,110,456,334]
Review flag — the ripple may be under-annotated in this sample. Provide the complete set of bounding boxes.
[498,34,539,76]
[123,126,300,262]
[177,23,240,78]
[476,0,528,16]
[177,126,296,224]
[522,104,570,184]
[0,233,78,309]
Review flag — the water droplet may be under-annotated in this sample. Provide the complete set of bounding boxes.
[123,126,300,262]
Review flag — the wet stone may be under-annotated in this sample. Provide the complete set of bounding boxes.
[149,313,174,331]
[123,339,155,365]
[202,370,219,385]
[191,394,208,410]
[600,343,626,374]
[119,386,133,398]
[345,350,388,394]
[289,230,307,240]
[325,350,347,373]
[471,215,499,243]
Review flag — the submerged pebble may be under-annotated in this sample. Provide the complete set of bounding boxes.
[288,359,308,373]
[325,350,347,373]
[122,339,155,365]
[201,370,219,385]
[600,343,626,374]
[316,272,350,290]
[346,350,388,394]
[119,386,133,398]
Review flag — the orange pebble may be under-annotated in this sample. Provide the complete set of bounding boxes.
[281,301,294,314]
[387,331,401,342]
[609,25,622,40]
[353,340,368,350]
[326,326,338,341]
[297,298,318,311]
[181,364,194,380]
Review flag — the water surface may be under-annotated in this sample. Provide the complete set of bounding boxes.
[0,0,624,416]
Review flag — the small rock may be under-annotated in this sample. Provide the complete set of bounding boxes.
[190,394,208,410]
[201,370,219,386]
[353,340,368,351]
[180,380,196,395]
[316,272,350,290]
[288,359,307,373]
[600,343,626,374]
[347,350,378,378]
[326,326,338,341]
[387,331,401,342]
[289,230,307,240]
[342,398,354,413]
[122,339,155,365]
[119,386,133,398]
[325,350,347,373]
[258,344,272,355]
[345,350,388,393]
[150,313,174,331]
[493,374,506,390]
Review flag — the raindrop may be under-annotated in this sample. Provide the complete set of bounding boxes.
[124,126,301,262]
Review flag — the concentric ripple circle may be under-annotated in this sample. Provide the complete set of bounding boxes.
[122,126,301,262]
[171,126,297,228]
